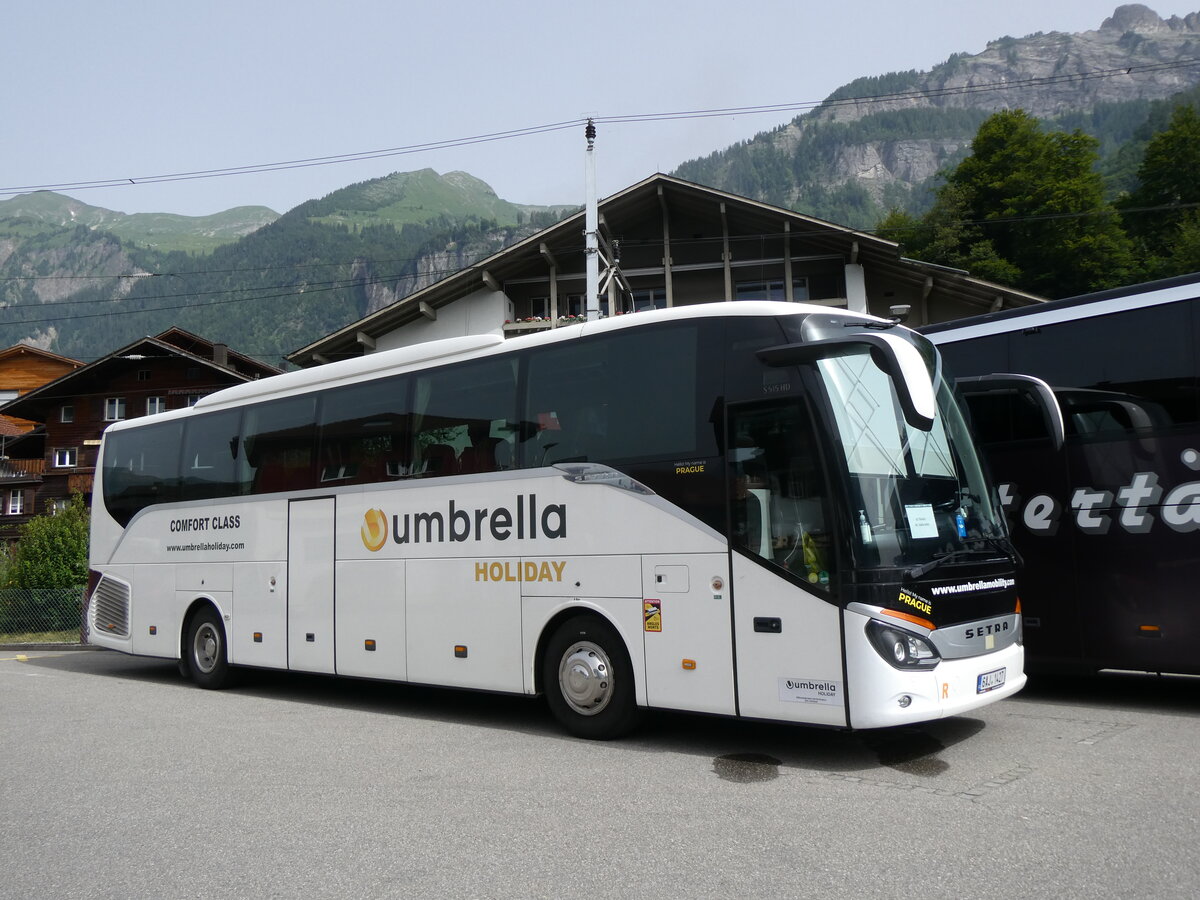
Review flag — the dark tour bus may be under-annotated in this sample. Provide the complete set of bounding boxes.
[923,273,1200,675]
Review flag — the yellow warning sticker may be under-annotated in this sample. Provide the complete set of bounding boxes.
[644,599,662,632]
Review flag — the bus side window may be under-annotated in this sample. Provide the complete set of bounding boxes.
[522,321,714,468]
[180,409,244,500]
[101,420,185,525]
[241,395,318,495]
[411,357,518,477]
[963,392,1053,445]
[317,375,413,484]
[728,401,835,588]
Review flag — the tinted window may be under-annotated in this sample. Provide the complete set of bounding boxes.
[242,395,318,494]
[318,375,413,483]
[180,409,245,501]
[524,321,718,466]
[1010,302,1198,433]
[102,420,184,525]
[938,334,1010,382]
[963,391,1053,444]
[726,317,790,402]
[412,356,519,476]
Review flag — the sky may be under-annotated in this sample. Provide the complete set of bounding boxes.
[4,0,1197,218]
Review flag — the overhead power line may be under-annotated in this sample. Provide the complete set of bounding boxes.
[1,59,1197,199]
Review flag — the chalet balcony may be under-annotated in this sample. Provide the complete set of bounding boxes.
[68,471,95,496]
[0,459,44,482]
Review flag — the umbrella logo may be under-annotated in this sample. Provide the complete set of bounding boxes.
[360,508,388,552]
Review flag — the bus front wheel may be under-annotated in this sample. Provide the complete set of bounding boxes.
[544,615,640,739]
[186,607,235,690]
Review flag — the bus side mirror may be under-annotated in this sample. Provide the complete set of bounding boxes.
[758,332,936,432]
[955,374,1065,452]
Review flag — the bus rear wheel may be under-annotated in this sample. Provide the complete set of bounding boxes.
[544,615,640,739]
[186,607,235,690]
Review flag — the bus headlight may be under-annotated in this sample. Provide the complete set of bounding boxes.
[866,620,940,670]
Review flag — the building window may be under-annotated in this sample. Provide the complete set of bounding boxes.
[105,397,126,421]
[631,288,667,312]
[61,405,74,423]
[735,278,809,302]
[138,369,152,382]
[53,448,78,468]
[186,394,203,407]
[8,491,23,515]
[51,499,69,515]
[147,396,167,415]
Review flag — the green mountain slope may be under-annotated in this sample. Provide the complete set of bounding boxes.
[0,191,278,253]
[300,168,571,231]
[0,171,574,365]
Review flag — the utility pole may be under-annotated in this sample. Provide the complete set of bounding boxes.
[584,118,600,321]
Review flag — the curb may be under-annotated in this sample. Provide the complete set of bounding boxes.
[0,643,97,652]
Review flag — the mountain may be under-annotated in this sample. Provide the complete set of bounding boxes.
[0,191,278,254]
[2,4,1199,365]
[673,4,1200,227]
[298,168,571,231]
[0,170,575,365]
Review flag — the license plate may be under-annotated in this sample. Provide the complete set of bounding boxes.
[977,667,1006,693]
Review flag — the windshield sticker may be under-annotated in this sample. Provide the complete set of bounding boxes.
[779,677,843,706]
[897,589,933,616]
[929,577,1016,596]
[905,504,938,539]
[644,599,662,632]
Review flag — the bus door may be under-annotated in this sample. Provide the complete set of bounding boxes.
[726,400,847,727]
[287,497,336,673]
[1059,392,1183,671]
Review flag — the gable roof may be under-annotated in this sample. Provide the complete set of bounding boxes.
[0,344,84,369]
[287,173,1045,366]
[0,330,282,423]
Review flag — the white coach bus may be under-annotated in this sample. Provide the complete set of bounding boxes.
[88,301,1024,738]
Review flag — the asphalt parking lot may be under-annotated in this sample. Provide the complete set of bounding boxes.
[2,648,1197,899]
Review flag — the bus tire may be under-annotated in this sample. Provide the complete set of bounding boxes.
[186,606,236,690]
[543,615,640,740]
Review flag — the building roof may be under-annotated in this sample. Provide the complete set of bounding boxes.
[0,329,282,423]
[287,173,1045,366]
[0,344,84,369]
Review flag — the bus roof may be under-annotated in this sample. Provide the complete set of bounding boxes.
[922,272,1200,345]
[103,300,890,431]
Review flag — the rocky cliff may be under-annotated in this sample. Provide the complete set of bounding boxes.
[675,5,1200,223]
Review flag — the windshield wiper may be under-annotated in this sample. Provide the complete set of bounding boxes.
[963,534,1024,568]
[906,550,978,580]
[907,536,1020,580]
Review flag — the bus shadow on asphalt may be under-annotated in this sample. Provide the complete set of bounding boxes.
[46,650,995,780]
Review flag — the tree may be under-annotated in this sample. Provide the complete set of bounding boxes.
[882,110,1135,298]
[5,495,90,589]
[1121,104,1200,262]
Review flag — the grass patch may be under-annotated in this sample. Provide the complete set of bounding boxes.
[0,629,81,644]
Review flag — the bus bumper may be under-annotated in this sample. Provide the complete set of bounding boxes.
[846,636,1026,729]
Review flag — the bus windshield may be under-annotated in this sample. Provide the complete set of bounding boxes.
[816,345,1007,572]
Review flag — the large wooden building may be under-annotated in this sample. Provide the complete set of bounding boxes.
[288,174,1045,367]
[0,345,84,435]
